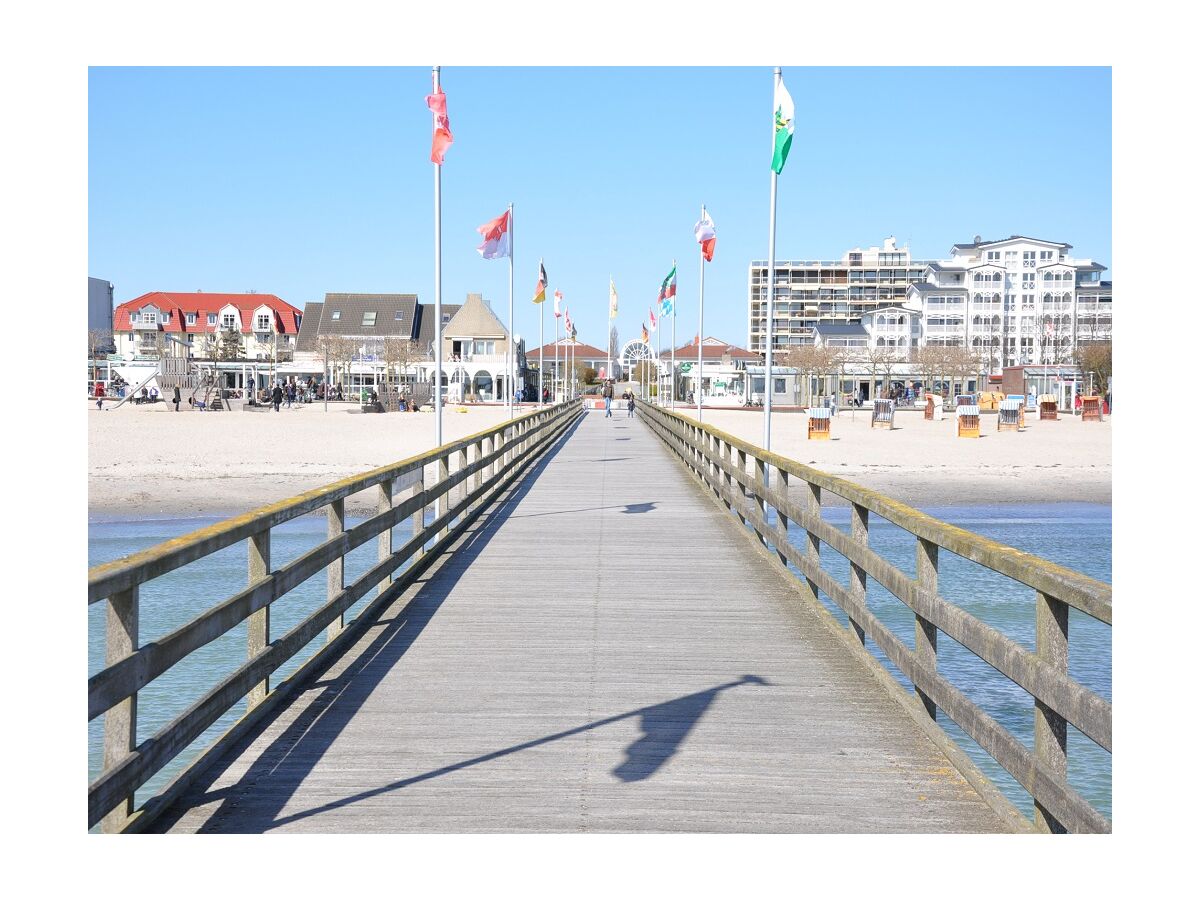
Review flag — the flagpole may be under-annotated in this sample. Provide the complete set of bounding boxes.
[555,312,560,401]
[698,204,706,424]
[671,258,676,409]
[508,202,515,419]
[539,258,544,406]
[607,275,613,384]
[432,66,444,457]
[764,67,781,454]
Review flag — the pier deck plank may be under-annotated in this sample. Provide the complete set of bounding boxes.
[156,407,1009,833]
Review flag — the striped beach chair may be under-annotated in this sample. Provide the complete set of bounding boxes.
[956,404,981,438]
[997,398,1023,432]
[807,406,832,440]
[871,398,895,430]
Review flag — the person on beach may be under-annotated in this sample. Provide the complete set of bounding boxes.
[272,383,283,412]
[173,386,181,412]
[603,380,614,418]
[94,380,105,410]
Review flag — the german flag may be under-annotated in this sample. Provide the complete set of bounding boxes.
[532,260,547,304]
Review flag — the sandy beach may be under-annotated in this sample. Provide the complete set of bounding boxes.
[88,399,1111,519]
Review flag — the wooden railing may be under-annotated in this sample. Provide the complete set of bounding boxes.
[88,399,583,832]
[639,402,1111,834]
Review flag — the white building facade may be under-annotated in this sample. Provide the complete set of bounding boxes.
[906,235,1110,371]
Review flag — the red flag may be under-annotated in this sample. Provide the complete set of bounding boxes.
[426,89,453,165]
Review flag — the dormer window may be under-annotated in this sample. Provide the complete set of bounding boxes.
[131,312,141,323]
[162,312,171,323]
[221,313,237,329]
[207,313,217,326]
[395,310,404,320]
[256,313,272,331]
[187,313,197,325]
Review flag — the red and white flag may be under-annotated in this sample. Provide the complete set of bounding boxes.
[564,306,574,335]
[694,211,717,262]
[554,289,563,318]
[425,89,453,165]
[476,209,512,259]
[649,309,658,332]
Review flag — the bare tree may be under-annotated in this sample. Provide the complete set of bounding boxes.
[381,336,421,390]
[318,335,357,393]
[1074,341,1112,396]
[88,328,113,384]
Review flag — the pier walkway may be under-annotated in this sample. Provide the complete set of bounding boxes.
[152,409,1012,833]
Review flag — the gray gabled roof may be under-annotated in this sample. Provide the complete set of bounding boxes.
[318,293,421,339]
[813,322,868,337]
[414,302,463,351]
[952,235,1072,251]
[295,301,325,352]
[908,282,967,294]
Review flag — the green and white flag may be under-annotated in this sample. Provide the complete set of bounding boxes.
[771,76,794,175]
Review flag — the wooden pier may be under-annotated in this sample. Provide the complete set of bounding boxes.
[88,400,1111,834]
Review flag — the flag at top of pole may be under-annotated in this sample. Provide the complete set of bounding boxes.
[657,263,677,307]
[425,85,453,165]
[695,212,717,261]
[649,308,658,332]
[476,209,512,259]
[564,306,574,335]
[771,75,795,175]
[533,260,548,303]
[609,279,619,319]
[553,289,563,318]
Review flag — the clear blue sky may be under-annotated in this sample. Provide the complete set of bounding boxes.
[89,66,1111,351]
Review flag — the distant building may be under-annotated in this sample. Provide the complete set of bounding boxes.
[527,338,610,392]
[748,237,934,353]
[88,277,115,350]
[908,235,1110,370]
[112,291,303,360]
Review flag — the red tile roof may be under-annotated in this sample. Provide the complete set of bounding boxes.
[113,292,304,335]
[666,337,760,361]
[528,340,609,360]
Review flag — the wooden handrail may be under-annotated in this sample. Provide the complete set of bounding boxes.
[88,400,583,831]
[638,402,1111,834]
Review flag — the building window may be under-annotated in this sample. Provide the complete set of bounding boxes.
[362,311,377,327]
[130,312,140,323]
[331,310,341,320]
[207,313,217,325]
[222,313,237,328]
[186,313,196,325]
[774,378,786,393]
[395,310,404,320]
[256,314,271,331]
[443,314,451,324]
[986,251,1000,261]
[1040,250,1054,260]
[187,333,194,343]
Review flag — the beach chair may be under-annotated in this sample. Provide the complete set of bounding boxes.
[871,398,895,430]
[1039,394,1058,421]
[997,398,1023,432]
[807,406,831,440]
[1081,396,1103,422]
[956,394,975,408]
[956,404,980,438]
[924,394,944,421]
[1005,394,1026,428]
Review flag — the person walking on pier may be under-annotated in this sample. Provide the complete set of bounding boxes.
[603,379,614,418]
[173,386,181,412]
[272,383,283,412]
[626,389,636,418]
[94,380,105,410]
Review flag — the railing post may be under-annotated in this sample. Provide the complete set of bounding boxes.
[326,498,345,642]
[736,448,749,526]
[438,451,450,540]
[457,447,468,518]
[798,482,822,604]
[752,454,768,546]
[412,467,426,562]
[472,439,484,507]
[848,503,868,645]
[775,469,789,566]
[915,538,939,719]
[378,479,394,595]
[247,529,271,710]
[720,439,734,511]
[1034,590,1069,833]
[101,586,138,833]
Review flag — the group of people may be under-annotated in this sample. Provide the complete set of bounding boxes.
[600,380,636,419]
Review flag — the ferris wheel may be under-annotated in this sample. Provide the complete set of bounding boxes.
[620,339,658,375]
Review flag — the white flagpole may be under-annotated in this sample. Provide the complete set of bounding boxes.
[607,276,613,384]
[698,205,706,424]
[671,258,676,409]
[433,66,444,451]
[764,67,781,453]
[508,202,515,418]
[539,259,544,405]
[555,312,560,401]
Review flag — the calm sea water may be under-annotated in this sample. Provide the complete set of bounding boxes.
[88,502,1111,826]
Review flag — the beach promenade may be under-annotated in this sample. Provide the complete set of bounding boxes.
[150,408,1015,833]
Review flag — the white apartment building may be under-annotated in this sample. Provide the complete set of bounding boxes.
[747,237,935,353]
[907,235,1110,370]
